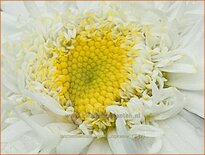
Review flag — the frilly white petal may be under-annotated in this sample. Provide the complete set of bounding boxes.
[150,86,186,120]
[159,113,204,153]
[56,137,94,153]
[86,139,112,154]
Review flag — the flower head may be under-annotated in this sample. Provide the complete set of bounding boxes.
[2,1,204,154]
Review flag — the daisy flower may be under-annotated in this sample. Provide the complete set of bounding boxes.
[1,1,204,154]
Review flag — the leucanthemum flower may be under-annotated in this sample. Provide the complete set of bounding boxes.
[2,1,204,154]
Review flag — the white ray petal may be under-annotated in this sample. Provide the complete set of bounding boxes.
[106,105,128,115]
[160,63,196,73]
[14,110,60,153]
[2,113,54,143]
[167,63,204,91]
[129,124,163,138]
[2,1,29,16]
[158,114,204,153]
[182,90,204,118]
[86,139,112,154]
[44,1,77,14]
[76,1,101,12]
[56,136,94,154]
[179,109,204,132]
[134,137,162,154]
[2,132,41,154]
[107,129,128,154]
[24,91,73,116]
[116,118,139,153]
[2,12,19,37]
[2,120,31,142]
[23,2,41,18]
[46,122,77,135]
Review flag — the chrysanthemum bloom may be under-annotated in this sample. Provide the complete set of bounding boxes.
[2,1,204,154]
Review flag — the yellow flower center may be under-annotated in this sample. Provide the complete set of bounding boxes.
[56,34,129,119]
[29,12,140,131]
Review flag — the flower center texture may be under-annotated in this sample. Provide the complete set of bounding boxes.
[27,12,141,131]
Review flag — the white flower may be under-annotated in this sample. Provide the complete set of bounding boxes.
[2,1,204,154]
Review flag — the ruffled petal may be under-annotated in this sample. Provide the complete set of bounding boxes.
[149,83,186,121]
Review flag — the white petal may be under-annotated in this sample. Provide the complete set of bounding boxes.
[107,129,128,154]
[151,87,186,120]
[129,124,163,138]
[2,66,19,93]
[23,2,41,18]
[159,114,204,153]
[160,63,196,73]
[76,1,101,11]
[46,122,76,135]
[134,137,162,154]
[56,137,93,154]
[24,91,73,116]
[116,118,139,153]
[2,113,54,142]
[44,1,76,14]
[106,105,128,115]
[2,12,19,37]
[181,17,204,64]
[179,109,204,133]
[167,63,204,91]
[2,1,29,16]
[182,90,204,118]
[86,139,112,154]
[2,120,31,142]
[2,132,41,154]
